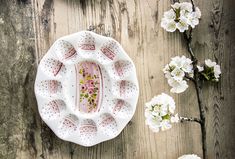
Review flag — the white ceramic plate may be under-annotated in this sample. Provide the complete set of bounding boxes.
[34,31,139,146]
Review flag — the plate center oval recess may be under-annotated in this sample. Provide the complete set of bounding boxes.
[64,61,103,115]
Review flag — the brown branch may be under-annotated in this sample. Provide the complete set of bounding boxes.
[194,76,207,159]
[184,26,207,159]
[183,8,207,159]
[171,0,207,158]
[190,0,195,11]
[180,116,201,124]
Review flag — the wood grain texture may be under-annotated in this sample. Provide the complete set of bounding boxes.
[0,0,235,158]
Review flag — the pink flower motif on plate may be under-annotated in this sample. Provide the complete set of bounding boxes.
[75,61,102,113]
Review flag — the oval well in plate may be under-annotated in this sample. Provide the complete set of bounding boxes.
[54,40,78,63]
[109,60,133,79]
[112,80,138,98]
[40,99,66,120]
[41,58,66,78]
[57,114,79,138]
[79,119,97,146]
[35,80,62,97]
[78,32,96,50]
[98,113,118,137]
[110,99,133,118]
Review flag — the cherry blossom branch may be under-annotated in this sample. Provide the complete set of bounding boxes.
[180,116,201,124]
[150,1,220,158]
[182,4,207,159]
[170,0,207,158]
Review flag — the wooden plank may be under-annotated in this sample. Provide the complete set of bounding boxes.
[201,0,235,158]
[0,0,40,158]
[0,0,235,158]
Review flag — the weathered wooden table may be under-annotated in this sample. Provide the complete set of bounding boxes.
[0,0,235,158]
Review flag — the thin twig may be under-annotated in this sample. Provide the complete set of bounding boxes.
[190,0,195,11]
[180,116,201,124]
[183,29,196,60]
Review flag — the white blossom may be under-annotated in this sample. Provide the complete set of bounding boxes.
[171,2,181,10]
[171,113,180,123]
[160,9,177,32]
[163,64,172,79]
[168,78,188,93]
[197,65,204,72]
[180,2,193,12]
[145,93,177,132]
[169,56,184,68]
[187,12,200,28]
[163,56,193,93]
[161,2,201,32]
[214,65,221,79]
[160,120,172,131]
[164,9,176,20]
[204,59,221,81]
[170,56,193,72]
[182,57,193,73]
[145,115,161,132]
[161,19,177,33]
[171,67,185,80]
[178,154,201,159]
[165,20,177,32]
[176,16,189,32]
[205,59,216,67]
[195,7,202,19]
[188,72,194,78]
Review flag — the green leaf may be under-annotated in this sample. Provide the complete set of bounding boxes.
[84,94,89,98]
[162,114,170,120]
[80,79,84,84]
[201,73,210,80]
[79,69,83,74]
